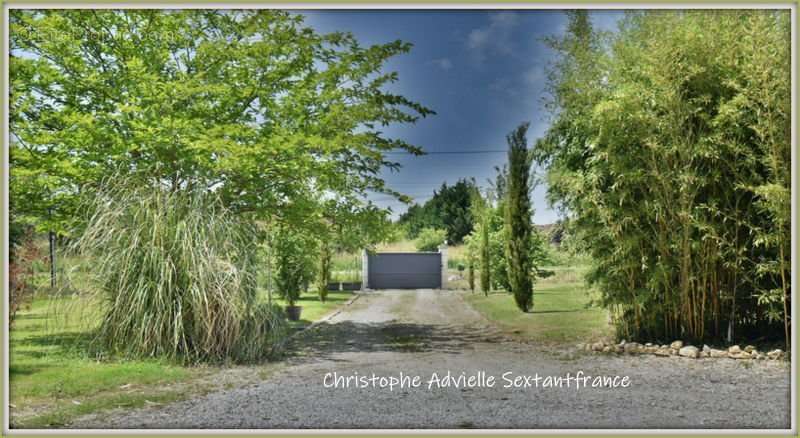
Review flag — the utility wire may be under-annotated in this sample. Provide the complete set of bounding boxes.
[384,149,506,155]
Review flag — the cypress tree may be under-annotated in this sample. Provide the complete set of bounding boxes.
[316,240,331,303]
[505,123,534,312]
[468,261,475,293]
[470,187,492,296]
[480,217,491,296]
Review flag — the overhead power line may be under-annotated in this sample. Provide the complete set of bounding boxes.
[383,183,449,186]
[384,149,506,155]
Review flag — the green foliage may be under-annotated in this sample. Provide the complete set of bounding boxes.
[464,262,610,343]
[330,251,362,283]
[466,190,549,297]
[10,9,432,364]
[464,233,478,292]
[68,181,285,363]
[271,290,354,327]
[9,230,40,327]
[399,179,477,244]
[10,10,432,238]
[316,242,332,302]
[536,10,791,344]
[466,179,550,298]
[8,210,31,259]
[504,123,535,312]
[415,228,447,252]
[467,188,492,295]
[487,209,509,292]
[468,262,475,292]
[306,198,392,300]
[274,227,318,306]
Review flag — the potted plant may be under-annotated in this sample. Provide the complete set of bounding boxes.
[284,297,302,321]
[274,227,318,321]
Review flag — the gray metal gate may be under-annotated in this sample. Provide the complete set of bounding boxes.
[367,252,442,289]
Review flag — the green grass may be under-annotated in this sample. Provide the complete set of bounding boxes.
[464,264,611,344]
[270,290,355,328]
[331,252,361,270]
[13,229,360,428]
[11,289,355,428]
[378,239,469,271]
[331,251,362,282]
[19,390,188,429]
[9,298,200,428]
[376,239,417,252]
[330,270,361,283]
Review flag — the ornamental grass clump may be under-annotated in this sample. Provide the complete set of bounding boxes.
[73,182,285,363]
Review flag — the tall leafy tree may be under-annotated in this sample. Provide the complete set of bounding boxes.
[398,178,477,244]
[313,197,393,301]
[10,10,432,237]
[504,123,534,312]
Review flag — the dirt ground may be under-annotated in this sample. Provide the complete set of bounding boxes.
[70,289,792,430]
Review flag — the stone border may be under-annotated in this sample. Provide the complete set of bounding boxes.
[579,340,786,360]
[310,292,362,327]
[275,292,362,352]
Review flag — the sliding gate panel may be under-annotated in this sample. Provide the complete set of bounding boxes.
[367,252,441,289]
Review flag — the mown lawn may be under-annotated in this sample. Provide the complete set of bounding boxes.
[10,290,354,428]
[464,265,612,344]
[9,298,200,428]
[271,290,355,329]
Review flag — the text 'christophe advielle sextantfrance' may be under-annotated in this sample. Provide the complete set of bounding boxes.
[323,370,631,391]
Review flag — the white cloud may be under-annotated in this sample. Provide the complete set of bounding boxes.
[431,57,453,71]
[487,65,548,104]
[467,28,491,50]
[466,11,520,62]
[489,11,520,28]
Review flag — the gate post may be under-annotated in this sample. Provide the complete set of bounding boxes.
[361,249,369,290]
[438,243,448,290]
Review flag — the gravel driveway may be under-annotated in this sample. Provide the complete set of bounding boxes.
[72,289,792,430]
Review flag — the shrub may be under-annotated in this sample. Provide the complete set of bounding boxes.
[273,227,318,306]
[234,302,287,362]
[488,226,510,291]
[315,242,332,302]
[71,181,285,363]
[480,219,491,295]
[9,230,40,328]
[466,203,549,295]
[464,233,477,293]
[415,228,446,252]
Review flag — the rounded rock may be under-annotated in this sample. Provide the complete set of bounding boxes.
[679,345,700,358]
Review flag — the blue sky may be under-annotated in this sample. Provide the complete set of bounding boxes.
[300,10,622,224]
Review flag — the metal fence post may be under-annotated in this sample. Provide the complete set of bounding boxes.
[361,249,369,290]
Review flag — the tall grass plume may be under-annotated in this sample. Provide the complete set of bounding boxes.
[70,180,285,363]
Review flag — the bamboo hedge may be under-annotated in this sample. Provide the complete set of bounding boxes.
[535,11,791,345]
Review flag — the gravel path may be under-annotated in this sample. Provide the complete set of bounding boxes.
[71,289,792,430]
